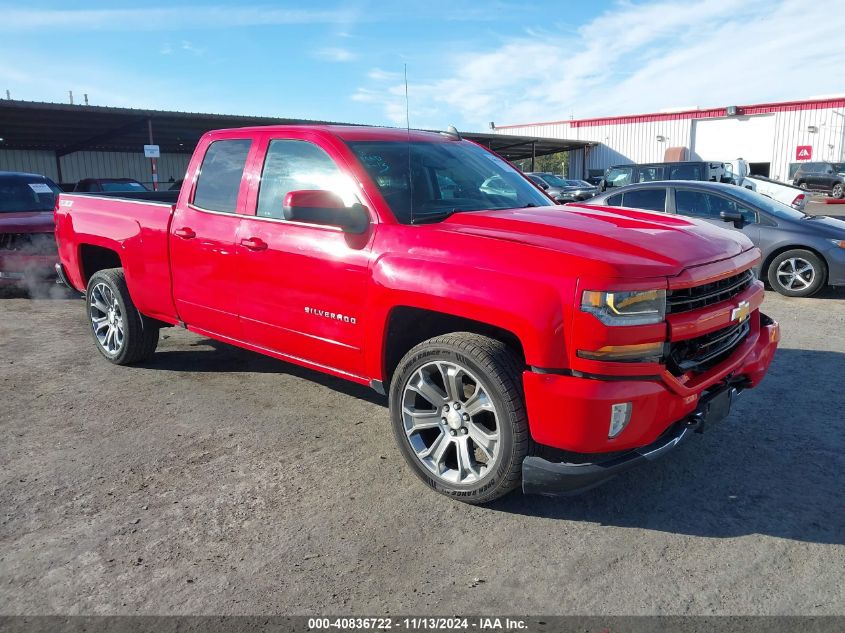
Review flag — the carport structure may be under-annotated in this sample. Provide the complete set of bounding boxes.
[0,99,590,186]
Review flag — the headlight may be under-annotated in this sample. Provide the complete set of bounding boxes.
[581,289,666,326]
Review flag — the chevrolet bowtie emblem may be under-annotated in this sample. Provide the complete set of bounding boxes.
[731,300,750,323]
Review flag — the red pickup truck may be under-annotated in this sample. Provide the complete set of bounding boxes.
[55,125,779,503]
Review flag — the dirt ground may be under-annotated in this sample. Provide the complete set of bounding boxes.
[1,282,843,616]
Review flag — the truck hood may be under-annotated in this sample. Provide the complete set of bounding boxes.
[440,204,754,279]
[0,211,55,234]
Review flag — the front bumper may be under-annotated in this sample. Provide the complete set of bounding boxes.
[823,245,845,286]
[521,312,779,495]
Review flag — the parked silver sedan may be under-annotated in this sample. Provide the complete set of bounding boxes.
[586,180,845,298]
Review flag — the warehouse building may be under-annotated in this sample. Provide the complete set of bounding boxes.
[0,100,585,190]
[493,96,845,183]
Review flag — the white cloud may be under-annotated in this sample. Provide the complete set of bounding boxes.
[368,68,402,81]
[353,0,845,130]
[0,6,360,31]
[315,47,356,63]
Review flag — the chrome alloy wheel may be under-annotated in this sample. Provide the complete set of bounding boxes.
[401,361,500,485]
[776,257,815,292]
[89,282,125,355]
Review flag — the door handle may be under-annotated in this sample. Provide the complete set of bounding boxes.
[240,237,268,251]
[174,227,196,239]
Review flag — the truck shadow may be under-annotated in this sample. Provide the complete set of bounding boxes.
[491,347,845,546]
[142,338,387,406]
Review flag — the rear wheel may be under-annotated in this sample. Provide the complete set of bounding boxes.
[86,268,159,364]
[389,333,529,504]
[832,183,844,199]
[767,249,826,297]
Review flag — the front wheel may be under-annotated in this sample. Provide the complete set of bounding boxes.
[389,333,529,504]
[86,268,159,364]
[832,183,844,199]
[767,250,826,297]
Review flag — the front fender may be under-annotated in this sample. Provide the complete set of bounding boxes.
[363,253,573,380]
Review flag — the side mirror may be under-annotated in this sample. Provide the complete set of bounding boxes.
[599,179,607,191]
[720,210,744,228]
[283,190,370,234]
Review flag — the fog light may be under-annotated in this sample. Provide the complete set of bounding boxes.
[609,402,632,438]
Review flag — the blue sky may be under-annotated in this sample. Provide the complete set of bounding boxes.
[1,1,842,132]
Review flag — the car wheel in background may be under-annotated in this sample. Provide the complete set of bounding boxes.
[798,182,808,190]
[86,268,159,364]
[832,183,844,199]
[767,249,826,298]
[389,333,529,504]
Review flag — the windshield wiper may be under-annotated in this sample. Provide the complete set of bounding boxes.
[411,208,462,224]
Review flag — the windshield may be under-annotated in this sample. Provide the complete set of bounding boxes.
[101,181,148,192]
[0,174,61,213]
[563,179,589,187]
[728,185,808,221]
[347,140,551,223]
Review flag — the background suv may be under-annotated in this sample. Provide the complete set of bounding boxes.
[793,162,845,199]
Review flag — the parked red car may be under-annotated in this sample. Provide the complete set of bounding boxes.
[0,171,61,286]
[54,125,779,503]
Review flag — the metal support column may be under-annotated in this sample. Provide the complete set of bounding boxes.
[54,152,63,186]
[147,118,158,191]
[530,142,536,171]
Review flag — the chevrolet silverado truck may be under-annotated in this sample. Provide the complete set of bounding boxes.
[54,125,779,503]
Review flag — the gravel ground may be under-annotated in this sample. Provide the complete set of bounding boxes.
[0,284,843,616]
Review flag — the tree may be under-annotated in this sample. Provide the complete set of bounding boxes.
[514,151,569,175]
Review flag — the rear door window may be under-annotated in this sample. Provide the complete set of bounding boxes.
[675,189,716,218]
[669,164,703,180]
[637,167,660,182]
[621,188,667,212]
[193,139,252,213]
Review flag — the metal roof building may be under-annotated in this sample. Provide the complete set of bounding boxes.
[493,96,845,183]
[0,100,591,188]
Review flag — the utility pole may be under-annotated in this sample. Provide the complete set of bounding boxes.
[68,90,74,105]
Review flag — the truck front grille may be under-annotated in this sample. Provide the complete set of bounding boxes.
[0,232,57,255]
[667,269,755,314]
[668,318,751,375]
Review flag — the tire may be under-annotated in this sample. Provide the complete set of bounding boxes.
[389,333,529,504]
[832,182,844,199]
[86,268,159,364]
[798,181,808,190]
[767,249,826,298]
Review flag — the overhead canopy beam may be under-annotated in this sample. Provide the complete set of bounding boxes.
[55,116,152,157]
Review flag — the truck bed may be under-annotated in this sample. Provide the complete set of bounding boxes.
[54,192,179,323]
[71,190,180,204]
